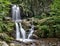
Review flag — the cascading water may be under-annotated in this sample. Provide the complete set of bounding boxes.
[12,5,21,40]
[19,23,26,39]
[28,25,34,39]
[12,5,21,22]
[15,22,20,40]
[12,5,35,42]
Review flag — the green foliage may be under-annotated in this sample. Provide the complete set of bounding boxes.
[0,33,14,42]
[0,0,12,33]
[0,0,11,22]
[50,0,60,16]
[0,0,60,39]
[35,16,60,38]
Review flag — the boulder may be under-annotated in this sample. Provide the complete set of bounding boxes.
[30,34,39,39]
[0,41,9,46]
[3,17,11,21]
[10,43,15,46]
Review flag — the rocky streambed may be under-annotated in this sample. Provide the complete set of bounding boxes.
[0,38,60,46]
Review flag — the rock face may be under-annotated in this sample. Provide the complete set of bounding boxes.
[0,41,9,46]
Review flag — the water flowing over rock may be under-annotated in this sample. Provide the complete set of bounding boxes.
[15,22,20,40]
[12,5,21,22]
[12,5,35,42]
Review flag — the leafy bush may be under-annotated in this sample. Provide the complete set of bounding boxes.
[35,16,60,38]
[50,0,60,16]
[0,0,11,17]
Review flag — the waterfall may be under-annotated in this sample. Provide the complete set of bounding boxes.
[15,6,21,21]
[12,5,16,21]
[28,25,34,39]
[12,4,35,42]
[15,22,20,40]
[19,23,26,39]
[12,5,26,40]
[12,5,21,22]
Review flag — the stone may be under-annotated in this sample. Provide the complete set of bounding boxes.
[3,17,11,21]
[30,34,39,39]
[10,43,15,46]
[31,43,36,46]
[0,41,9,46]
[10,42,23,46]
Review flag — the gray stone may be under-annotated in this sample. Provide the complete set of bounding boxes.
[0,41,9,46]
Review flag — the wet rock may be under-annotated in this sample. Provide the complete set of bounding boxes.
[22,19,31,30]
[22,19,31,26]
[30,34,39,39]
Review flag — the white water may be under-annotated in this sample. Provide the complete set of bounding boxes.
[28,25,34,39]
[12,5,21,22]
[15,6,21,21]
[12,5,35,42]
[15,22,20,40]
[19,23,26,39]
[12,5,16,21]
